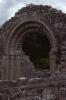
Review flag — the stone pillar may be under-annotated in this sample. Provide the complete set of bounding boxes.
[7,50,21,80]
[49,47,57,75]
[12,50,21,80]
[0,55,9,80]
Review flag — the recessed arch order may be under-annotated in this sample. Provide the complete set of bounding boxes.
[6,19,58,79]
[7,20,57,52]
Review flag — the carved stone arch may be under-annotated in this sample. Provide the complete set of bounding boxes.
[5,19,57,80]
[1,4,64,80]
[6,19,57,51]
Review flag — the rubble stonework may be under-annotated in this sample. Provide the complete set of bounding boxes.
[0,76,66,100]
[0,4,66,100]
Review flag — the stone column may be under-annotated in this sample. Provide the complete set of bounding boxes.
[12,50,21,80]
[49,47,57,75]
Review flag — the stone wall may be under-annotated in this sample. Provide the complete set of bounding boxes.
[0,75,66,100]
[0,4,66,99]
[0,4,66,80]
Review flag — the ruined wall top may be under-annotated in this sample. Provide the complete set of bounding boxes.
[0,4,66,80]
[15,4,64,15]
[1,4,66,26]
[1,4,66,38]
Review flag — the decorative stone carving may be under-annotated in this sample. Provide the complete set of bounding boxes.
[0,4,66,93]
[0,4,66,100]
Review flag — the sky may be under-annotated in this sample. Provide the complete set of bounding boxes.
[0,0,66,25]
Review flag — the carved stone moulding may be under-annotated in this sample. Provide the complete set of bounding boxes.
[1,4,66,80]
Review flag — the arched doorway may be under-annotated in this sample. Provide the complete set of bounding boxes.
[22,32,50,71]
[6,20,57,80]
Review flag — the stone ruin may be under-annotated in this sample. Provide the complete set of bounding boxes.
[0,4,66,100]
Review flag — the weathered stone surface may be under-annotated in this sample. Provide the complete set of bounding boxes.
[1,4,65,80]
[0,77,66,100]
[0,4,66,100]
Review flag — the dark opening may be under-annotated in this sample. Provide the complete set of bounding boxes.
[22,32,50,70]
[0,95,3,100]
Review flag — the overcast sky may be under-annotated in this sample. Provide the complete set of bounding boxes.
[0,0,66,25]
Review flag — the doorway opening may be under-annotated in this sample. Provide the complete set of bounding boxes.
[22,32,51,71]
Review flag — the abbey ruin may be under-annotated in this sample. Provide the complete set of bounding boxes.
[0,4,66,100]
